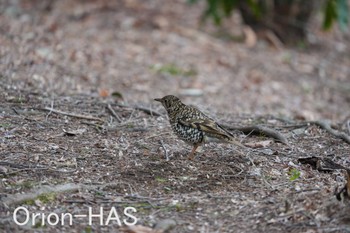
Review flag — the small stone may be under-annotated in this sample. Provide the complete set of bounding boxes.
[36,47,54,60]
[154,219,176,232]
[179,88,203,96]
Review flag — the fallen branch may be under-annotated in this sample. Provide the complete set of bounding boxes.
[308,120,350,144]
[298,156,347,172]
[42,107,104,122]
[264,118,350,144]
[2,182,113,206]
[221,124,289,145]
[116,103,162,116]
[2,183,81,206]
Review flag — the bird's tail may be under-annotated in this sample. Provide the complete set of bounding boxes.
[228,138,246,149]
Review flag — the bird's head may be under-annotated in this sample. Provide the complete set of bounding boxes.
[154,95,182,113]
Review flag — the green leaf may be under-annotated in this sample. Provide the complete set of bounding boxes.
[155,177,167,183]
[288,168,301,181]
[221,0,238,17]
[191,0,347,32]
[323,0,337,30]
[151,64,197,77]
[247,0,262,18]
[207,0,221,25]
[336,0,349,31]
[111,91,123,99]
[187,0,199,4]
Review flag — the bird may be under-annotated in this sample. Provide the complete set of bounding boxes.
[154,95,245,160]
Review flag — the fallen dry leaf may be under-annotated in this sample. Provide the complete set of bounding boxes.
[122,225,163,233]
[243,25,257,48]
[63,128,86,136]
[99,89,109,98]
[245,140,272,148]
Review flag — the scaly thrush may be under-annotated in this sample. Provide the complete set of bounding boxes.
[154,95,245,160]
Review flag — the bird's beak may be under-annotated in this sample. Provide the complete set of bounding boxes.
[154,98,162,102]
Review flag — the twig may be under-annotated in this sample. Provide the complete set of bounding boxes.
[146,132,172,139]
[294,188,321,194]
[63,199,95,204]
[0,161,76,176]
[107,104,122,122]
[116,103,162,116]
[335,169,350,202]
[279,123,308,129]
[0,161,30,169]
[64,199,154,206]
[134,105,162,116]
[45,100,54,121]
[11,107,20,115]
[5,167,50,176]
[81,121,104,130]
[221,166,244,178]
[160,140,169,161]
[124,194,168,201]
[42,107,104,122]
[221,124,289,145]
[264,30,284,50]
[127,108,136,122]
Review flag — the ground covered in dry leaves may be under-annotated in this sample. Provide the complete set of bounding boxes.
[1,0,350,232]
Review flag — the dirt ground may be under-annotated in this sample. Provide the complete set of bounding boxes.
[1,0,350,232]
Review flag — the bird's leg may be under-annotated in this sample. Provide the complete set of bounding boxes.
[188,144,199,160]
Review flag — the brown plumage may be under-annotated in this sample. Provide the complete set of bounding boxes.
[154,95,245,160]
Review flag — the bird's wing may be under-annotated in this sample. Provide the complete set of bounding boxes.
[178,118,232,139]
[178,117,245,148]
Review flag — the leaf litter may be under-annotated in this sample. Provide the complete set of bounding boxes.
[0,0,350,232]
